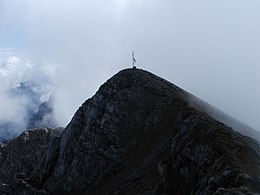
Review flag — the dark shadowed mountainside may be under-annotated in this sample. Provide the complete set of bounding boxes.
[0,68,259,194]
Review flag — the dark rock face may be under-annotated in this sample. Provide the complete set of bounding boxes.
[0,127,63,194]
[0,69,259,194]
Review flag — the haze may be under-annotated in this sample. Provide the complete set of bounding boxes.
[0,0,259,132]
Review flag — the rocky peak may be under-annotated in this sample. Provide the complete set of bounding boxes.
[0,68,259,194]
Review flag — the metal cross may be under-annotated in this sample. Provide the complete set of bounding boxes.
[132,51,136,68]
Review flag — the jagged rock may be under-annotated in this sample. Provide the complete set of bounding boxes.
[0,127,63,194]
[0,68,259,194]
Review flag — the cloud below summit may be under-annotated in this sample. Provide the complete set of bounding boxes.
[0,52,55,138]
[0,0,259,131]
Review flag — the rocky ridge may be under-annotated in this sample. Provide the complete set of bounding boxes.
[0,68,259,194]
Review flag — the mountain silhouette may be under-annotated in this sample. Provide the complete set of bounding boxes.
[0,68,259,194]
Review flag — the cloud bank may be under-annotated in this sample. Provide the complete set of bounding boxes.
[0,51,55,139]
[0,0,259,133]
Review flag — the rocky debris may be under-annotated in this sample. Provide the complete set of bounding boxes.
[0,68,259,194]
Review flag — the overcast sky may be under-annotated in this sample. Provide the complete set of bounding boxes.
[0,0,259,131]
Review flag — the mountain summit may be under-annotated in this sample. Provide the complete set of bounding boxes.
[0,68,259,194]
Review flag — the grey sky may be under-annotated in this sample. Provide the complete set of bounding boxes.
[0,0,259,130]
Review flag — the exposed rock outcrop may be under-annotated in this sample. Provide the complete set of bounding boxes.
[0,69,259,194]
[0,127,63,194]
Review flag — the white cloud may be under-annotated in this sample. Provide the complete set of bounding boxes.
[0,51,55,137]
[0,0,259,131]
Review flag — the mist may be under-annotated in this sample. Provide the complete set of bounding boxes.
[0,0,259,135]
[0,50,55,139]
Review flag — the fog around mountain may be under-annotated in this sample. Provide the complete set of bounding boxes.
[0,52,56,140]
[0,0,259,137]
[0,69,259,194]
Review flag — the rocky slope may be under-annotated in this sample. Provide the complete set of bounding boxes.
[0,68,259,194]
